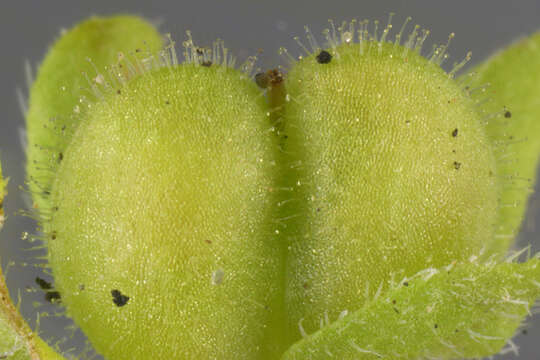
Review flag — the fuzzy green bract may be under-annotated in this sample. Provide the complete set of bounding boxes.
[282,259,540,359]
[46,64,285,359]
[469,31,540,255]
[279,40,499,340]
[26,15,162,213]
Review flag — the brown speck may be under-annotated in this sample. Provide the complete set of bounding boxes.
[452,128,458,137]
[303,282,309,289]
[201,61,212,67]
[434,323,438,329]
[111,289,130,307]
[205,239,212,244]
[116,89,122,95]
[392,299,396,304]
[316,208,321,212]
[51,231,57,240]
[316,50,332,64]
[58,152,64,162]
[393,307,400,314]
[267,69,283,86]
[79,284,85,291]
[453,161,461,170]
[403,281,409,287]
[504,111,512,118]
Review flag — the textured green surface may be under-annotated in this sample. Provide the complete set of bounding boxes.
[470,31,540,255]
[280,42,499,340]
[47,65,284,359]
[282,259,540,359]
[26,15,162,213]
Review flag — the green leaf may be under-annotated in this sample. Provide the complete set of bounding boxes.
[26,15,163,214]
[281,259,540,359]
[469,31,540,255]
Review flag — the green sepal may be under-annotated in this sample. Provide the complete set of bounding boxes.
[282,259,540,359]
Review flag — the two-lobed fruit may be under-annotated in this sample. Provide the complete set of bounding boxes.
[25,15,540,360]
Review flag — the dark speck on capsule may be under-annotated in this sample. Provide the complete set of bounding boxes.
[45,291,61,303]
[316,50,332,64]
[111,289,130,307]
[35,277,52,290]
[504,111,512,118]
[452,128,458,137]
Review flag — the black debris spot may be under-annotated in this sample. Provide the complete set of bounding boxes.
[455,329,459,333]
[434,323,438,329]
[522,329,528,335]
[205,239,212,244]
[393,307,400,314]
[79,284,85,291]
[116,89,122,95]
[201,61,212,67]
[316,208,321,212]
[316,50,332,64]
[135,48,141,53]
[58,152,64,162]
[452,128,458,137]
[453,161,461,170]
[403,281,409,287]
[45,291,61,303]
[50,231,57,240]
[283,135,289,139]
[35,277,52,290]
[392,299,396,304]
[43,191,51,196]
[509,135,514,140]
[165,100,170,105]
[504,111,512,118]
[111,289,130,307]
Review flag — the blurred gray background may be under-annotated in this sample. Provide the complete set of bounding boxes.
[1,0,540,359]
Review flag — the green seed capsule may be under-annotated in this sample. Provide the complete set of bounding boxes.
[46,58,285,358]
[26,15,162,213]
[469,31,540,255]
[279,24,499,340]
